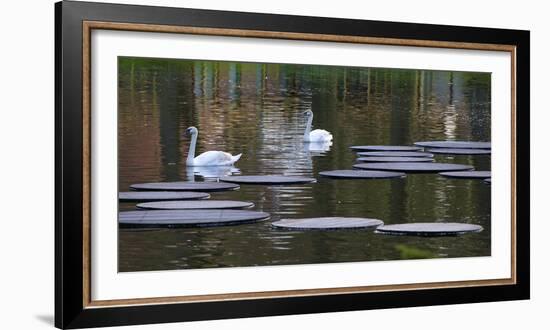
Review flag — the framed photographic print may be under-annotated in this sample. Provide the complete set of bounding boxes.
[55,0,530,328]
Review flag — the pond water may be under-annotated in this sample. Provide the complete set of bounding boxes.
[118,57,491,272]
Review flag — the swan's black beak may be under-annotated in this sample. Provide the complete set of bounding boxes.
[184,128,191,136]
[302,111,309,116]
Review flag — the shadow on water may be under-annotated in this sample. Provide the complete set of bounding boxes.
[118,57,491,272]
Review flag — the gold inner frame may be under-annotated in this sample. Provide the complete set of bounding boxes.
[82,20,517,308]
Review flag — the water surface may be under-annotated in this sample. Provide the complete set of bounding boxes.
[118,57,491,272]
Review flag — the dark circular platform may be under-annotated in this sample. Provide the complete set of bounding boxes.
[136,200,254,210]
[350,145,421,152]
[415,141,491,149]
[119,210,270,228]
[439,171,491,179]
[375,222,484,236]
[353,162,474,173]
[272,217,384,230]
[356,151,434,158]
[319,170,406,179]
[119,191,210,202]
[427,148,491,155]
[219,175,316,185]
[356,156,434,163]
[130,181,239,192]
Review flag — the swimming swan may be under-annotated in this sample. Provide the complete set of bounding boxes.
[185,126,242,166]
[303,110,333,142]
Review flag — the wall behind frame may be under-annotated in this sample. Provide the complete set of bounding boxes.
[0,0,546,329]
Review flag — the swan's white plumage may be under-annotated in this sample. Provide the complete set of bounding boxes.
[307,129,333,142]
[185,126,242,166]
[303,110,333,142]
[191,151,242,166]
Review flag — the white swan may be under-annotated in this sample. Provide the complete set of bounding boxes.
[185,126,242,166]
[303,110,333,142]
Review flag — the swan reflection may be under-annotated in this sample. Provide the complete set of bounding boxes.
[305,141,333,155]
[186,166,240,180]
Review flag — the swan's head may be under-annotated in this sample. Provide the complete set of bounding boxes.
[303,110,313,118]
[185,126,198,136]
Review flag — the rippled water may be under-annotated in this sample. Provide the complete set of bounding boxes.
[118,57,491,272]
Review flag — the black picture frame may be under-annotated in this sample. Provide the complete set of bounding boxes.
[55,1,530,328]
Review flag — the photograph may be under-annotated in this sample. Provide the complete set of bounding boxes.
[117,56,491,272]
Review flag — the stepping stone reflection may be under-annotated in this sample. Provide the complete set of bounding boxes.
[119,210,270,228]
[415,141,491,149]
[319,170,406,179]
[375,222,484,236]
[219,175,316,185]
[350,145,421,152]
[356,151,434,157]
[356,156,434,163]
[353,162,474,173]
[130,181,239,192]
[427,148,491,155]
[119,191,210,202]
[136,200,254,210]
[439,171,491,179]
[272,217,384,230]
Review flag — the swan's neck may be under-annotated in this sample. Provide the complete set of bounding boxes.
[186,133,197,165]
[304,115,313,141]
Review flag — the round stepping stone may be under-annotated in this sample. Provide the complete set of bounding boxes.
[119,191,210,202]
[219,175,316,185]
[356,156,434,163]
[427,148,491,155]
[353,162,474,173]
[350,145,421,152]
[357,151,434,158]
[375,222,483,236]
[136,200,254,210]
[484,178,491,184]
[119,210,270,228]
[130,181,239,192]
[439,171,491,179]
[319,170,406,179]
[272,217,384,231]
[415,141,491,149]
